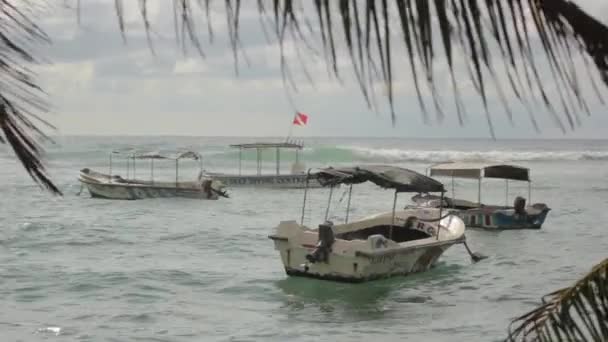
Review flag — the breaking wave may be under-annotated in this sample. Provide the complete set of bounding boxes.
[336,146,608,163]
[203,145,608,164]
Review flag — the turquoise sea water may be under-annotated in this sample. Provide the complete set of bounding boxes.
[1,136,607,341]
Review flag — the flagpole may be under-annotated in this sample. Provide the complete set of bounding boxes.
[286,111,296,142]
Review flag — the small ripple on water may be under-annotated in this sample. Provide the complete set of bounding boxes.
[110,313,155,323]
[120,291,166,304]
[66,282,106,293]
[158,233,197,241]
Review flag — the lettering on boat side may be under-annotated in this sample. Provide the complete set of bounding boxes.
[396,217,435,235]
[225,177,305,185]
[369,253,397,264]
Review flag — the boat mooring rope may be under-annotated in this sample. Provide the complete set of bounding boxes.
[463,239,487,263]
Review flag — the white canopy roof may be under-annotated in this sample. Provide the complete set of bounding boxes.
[229,142,303,149]
[429,162,530,182]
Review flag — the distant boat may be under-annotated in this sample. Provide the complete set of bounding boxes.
[78,149,228,200]
[412,162,550,229]
[203,141,323,189]
[269,165,478,283]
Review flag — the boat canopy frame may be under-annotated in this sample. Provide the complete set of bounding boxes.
[108,149,203,186]
[428,162,532,206]
[229,141,304,176]
[301,165,447,240]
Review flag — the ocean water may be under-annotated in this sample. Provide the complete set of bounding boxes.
[0,136,607,341]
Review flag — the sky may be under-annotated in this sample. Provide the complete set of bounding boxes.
[32,0,608,139]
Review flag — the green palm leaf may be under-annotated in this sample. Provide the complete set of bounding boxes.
[507,258,608,341]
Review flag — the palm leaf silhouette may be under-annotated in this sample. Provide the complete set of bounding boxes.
[1,1,59,194]
[507,258,608,342]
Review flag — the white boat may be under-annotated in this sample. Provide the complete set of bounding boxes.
[78,150,228,200]
[269,165,483,283]
[204,141,323,189]
[412,162,550,229]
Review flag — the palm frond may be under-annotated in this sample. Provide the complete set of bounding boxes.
[507,258,608,342]
[0,1,61,195]
[111,0,608,136]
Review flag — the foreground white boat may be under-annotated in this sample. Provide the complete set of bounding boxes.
[78,150,227,200]
[269,165,483,283]
[204,141,323,189]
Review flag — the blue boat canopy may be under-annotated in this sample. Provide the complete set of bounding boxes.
[312,165,445,193]
[429,163,530,182]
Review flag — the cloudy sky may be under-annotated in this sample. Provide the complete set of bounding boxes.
[35,1,608,138]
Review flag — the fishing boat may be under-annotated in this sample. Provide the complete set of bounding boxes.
[412,162,550,229]
[203,141,323,189]
[268,165,483,283]
[78,149,228,200]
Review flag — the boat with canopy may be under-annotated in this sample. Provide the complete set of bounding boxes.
[78,149,228,200]
[411,162,550,229]
[203,140,322,189]
[269,165,483,283]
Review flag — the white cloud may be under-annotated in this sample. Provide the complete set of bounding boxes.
[173,58,208,74]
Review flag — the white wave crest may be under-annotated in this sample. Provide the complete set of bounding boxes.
[345,146,608,163]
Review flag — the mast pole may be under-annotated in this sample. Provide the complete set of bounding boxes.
[345,184,353,224]
[437,191,444,240]
[324,186,335,222]
[300,169,311,226]
[451,173,455,208]
[389,190,398,240]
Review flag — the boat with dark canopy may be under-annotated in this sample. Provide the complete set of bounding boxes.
[412,162,550,229]
[269,165,483,283]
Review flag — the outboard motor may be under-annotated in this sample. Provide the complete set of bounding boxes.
[305,222,335,263]
[514,196,526,215]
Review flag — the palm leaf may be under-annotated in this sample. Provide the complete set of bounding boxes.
[111,0,608,135]
[507,258,608,342]
[0,1,60,195]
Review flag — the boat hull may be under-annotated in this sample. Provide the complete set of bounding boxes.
[206,173,323,189]
[277,240,459,283]
[269,209,466,283]
[78,169,224,200]
[411,194,550,230]
[458,207,550,230]
[80,180,220,200]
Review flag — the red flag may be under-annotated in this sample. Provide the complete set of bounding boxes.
[292,112,309,126]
